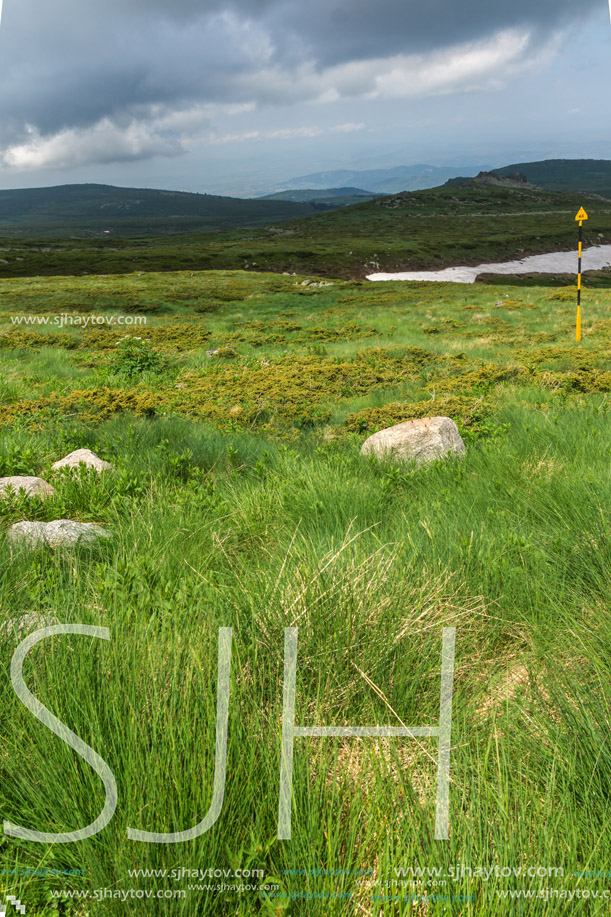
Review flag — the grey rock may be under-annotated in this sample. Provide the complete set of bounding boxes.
[52,449,113,473]
[7,521,48,548]
[44,520,111,547]
[0,476,55,498]
[8,519,110,548]
[361,416,466,466]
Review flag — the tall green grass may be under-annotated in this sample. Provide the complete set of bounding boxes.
[0,403,610,915]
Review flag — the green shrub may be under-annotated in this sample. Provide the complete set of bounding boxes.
[110,336,169,378]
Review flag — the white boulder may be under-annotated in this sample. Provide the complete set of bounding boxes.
[8,520,110,548]
[0,476,55,498]
[52,449,113,473]
[361,416,466,466]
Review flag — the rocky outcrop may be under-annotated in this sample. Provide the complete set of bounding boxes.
[445,170,537,190]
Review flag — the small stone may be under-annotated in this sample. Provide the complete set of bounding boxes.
[361,416,466,466]
[0,476,55,498]
[298,279,333,288]
[8,520,111,548]
[52,449,113,473]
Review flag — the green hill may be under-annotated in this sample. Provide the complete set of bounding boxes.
[490,159,611,197]
[0,182,334,237]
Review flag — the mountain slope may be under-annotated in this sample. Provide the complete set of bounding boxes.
[490,160,611,197]
[0,183,335,237]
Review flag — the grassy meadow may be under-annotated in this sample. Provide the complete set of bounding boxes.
[0,266,610,915]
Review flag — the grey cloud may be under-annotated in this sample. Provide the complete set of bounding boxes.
[0,0,600,165]
[258,0,600,66]
[101,0,599,62]
[1,5,256,130]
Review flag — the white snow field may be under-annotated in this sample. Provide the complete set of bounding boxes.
[367,244,611,283]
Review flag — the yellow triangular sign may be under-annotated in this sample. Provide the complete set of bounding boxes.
[575,207,588,222]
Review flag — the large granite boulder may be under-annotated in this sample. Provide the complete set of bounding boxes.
[51,449,113,473]
[8,520,110,549]
[0,476,55,498]
[361,416,466,466]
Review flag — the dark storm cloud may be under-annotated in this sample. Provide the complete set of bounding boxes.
[257,0,600,66]
[100,0,599,63]
[1,3,254,131]
[0,0,599,167]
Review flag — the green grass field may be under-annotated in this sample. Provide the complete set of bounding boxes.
[0,265,610,915]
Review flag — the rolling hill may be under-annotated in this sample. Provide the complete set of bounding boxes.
[488,159,611,197]
[0,182,338,238]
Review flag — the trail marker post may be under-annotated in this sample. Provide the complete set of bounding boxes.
[575,207,588,342]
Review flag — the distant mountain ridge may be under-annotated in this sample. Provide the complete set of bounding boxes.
[272,164,486,194]
[274,159,611,198]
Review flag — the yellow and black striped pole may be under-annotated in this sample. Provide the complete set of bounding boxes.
[575,206,588,342]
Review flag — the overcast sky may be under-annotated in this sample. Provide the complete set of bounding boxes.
[0,0,609,195]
